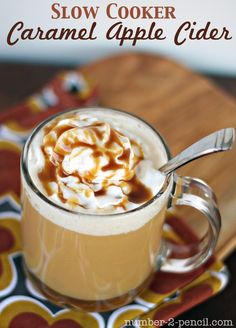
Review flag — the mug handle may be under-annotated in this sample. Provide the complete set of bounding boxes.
[160,174,221,273]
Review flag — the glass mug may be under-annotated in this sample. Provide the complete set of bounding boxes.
[20,107,221,312]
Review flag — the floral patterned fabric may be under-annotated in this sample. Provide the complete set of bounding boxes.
[0,72,228,328]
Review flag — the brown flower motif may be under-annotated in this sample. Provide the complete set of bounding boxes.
[0,217,21,296]
[0,297,103,328]
[10,313,82,328]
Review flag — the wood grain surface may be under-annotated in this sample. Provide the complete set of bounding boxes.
[81,53,236,252]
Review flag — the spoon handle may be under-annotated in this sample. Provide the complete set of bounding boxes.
[159,128,235,175]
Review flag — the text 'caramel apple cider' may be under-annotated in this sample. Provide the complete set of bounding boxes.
[21,107,221,312]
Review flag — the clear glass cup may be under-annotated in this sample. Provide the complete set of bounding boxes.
[20,107,221,312]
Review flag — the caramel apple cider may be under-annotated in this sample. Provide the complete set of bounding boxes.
[21,108,172,311]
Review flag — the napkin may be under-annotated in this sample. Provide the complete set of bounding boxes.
[0,71,228,328]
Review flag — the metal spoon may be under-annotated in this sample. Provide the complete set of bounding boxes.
[159,128,235,175]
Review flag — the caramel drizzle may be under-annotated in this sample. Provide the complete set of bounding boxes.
[125,176,153,204]
[38,118,153,208]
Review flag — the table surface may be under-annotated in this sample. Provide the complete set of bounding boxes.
[0,61,235,324]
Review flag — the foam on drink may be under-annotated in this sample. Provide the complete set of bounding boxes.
[23,108,169,236]
[21,108,172,307]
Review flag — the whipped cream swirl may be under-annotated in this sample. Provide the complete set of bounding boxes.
[38,115,164,211]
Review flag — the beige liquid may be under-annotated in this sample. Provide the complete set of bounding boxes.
[21,108,170,311]
[21,189,167,310]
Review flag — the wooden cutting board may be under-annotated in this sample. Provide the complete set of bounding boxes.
[81,53,236,255]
